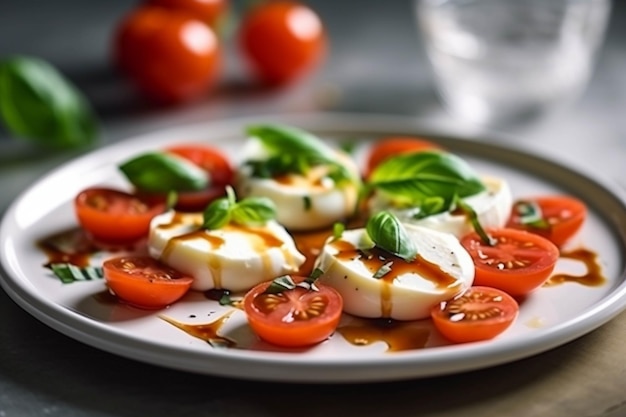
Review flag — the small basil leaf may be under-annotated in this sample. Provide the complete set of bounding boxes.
[246,124,335,159]
[366,211,417,262]
[332,222,345,240]
[50,263,103,284]
[369,151,485,204]
[264,275,297,294]
[119,152,208,193]
[0,56,99,148]
[373,262,393,279]
[514,201,550,229]
[455,196,495,246]
[202,197,232,230]
[231,197,276,226]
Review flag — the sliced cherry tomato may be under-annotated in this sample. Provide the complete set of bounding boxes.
[461,228,560,296]
[365,137,442,177]
[146,0,228,27]
[74,188,165,243]
[103,256,193,309]
[166,144,234,211]
[113,5,221,103]
[239,1,327,86]
[506,195,587,247]
[431,286,519,343]
[243,276,343,347]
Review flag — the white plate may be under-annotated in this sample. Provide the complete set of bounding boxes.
[1,113,625,383]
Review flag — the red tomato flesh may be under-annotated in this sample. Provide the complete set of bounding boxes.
[507,195,587,247]
[103,256,193,310]
[243,276,343,347]
[74,188,165,243]
[431,286,519,343]
[461,228,560,296]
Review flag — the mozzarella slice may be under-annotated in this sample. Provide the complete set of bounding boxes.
[369,176,512,238]
[235,140,361,232]
[147,211,306,292]
[315,225,474,320]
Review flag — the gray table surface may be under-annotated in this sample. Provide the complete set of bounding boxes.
[1,1,625,416]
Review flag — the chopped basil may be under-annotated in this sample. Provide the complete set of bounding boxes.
[455,197,495,246]
[263,268,325,295]
[50,263,103,284]
[373,261,393,279]
[0,56,99,149]
[119,152,208,193]
[303,195,312,211]
[332,222,345,240]
[368,151,485,213]
[202,186,276,229]
[366,211,417,262]
[514,200,550,229]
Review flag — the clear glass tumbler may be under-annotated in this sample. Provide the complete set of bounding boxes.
[416,0,611,127]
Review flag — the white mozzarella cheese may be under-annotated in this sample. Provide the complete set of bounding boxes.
[235,140,361,232]
[315,225,474,320]
[147,211,306,292]
[369,176,512,238]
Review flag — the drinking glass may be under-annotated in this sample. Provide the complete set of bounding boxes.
[416,0,611,127]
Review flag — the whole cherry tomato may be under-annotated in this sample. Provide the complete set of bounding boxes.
[239,1,327,86]
[114,5,221,103]
[146,0,228,27]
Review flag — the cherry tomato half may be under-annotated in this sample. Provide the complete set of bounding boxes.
[114,5,221,103]
[239,1,327,86]
[365,137,442,178]
[165,144,233,211]
[103,256,193,309]
[431,286,519,343]
[243,276,343,347]
[146,0,228,27]
[74,188,165,243]
[461,228,560,297]
[507,195,587,247]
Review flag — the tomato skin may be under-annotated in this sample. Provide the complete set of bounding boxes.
[168,144,234,211]
[365,137,442,177]
[243,276,343,347]
[146,0,228,27]
[507,195,587,247]
[461,228,560,296]
[431,286,519,343]
[114,6,221,103]
[239,1,327,86]
[74,188,165,243]
[103,256,193,309]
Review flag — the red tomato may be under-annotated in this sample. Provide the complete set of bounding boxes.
[114,5,221,103]
[166,144,234,211]
[239,1,327,85]
[365,137,443,177]
[146,0,228,27]
[461,228,560,296]
[431,286,519,343]
[74,188,165,243]
[243,276,343,347]
[507,195,587,247]
[103,256,193,309]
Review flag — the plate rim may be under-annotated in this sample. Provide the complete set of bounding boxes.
[1,112,625,383]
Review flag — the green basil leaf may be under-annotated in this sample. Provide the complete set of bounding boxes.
[246,124,335,159]
[119,152,208,193]
[264,275,297,294]
[513,200,550,229]
[202,197,232,230]
[50,263,103,284]
[373,261,393,279]
[0,56,99,148]
[366,211,417,261]
[369,151,485,204]
[333,222,345,240]
[231,197,276,226]
[455,196,495,246]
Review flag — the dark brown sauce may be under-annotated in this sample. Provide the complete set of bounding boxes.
[545,248,607,287]
[160,311,236,348]
[337,318,430,352]
[37,228,101,268]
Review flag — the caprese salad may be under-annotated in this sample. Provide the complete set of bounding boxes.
[45,123,595,350]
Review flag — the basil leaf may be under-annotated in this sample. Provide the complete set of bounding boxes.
[333,222,345,240]
[455,196,495,246]
[366,211,417,262]
[231,197,276,226]
[0,56,99,148]
[119,152,208,193]
[514,201,550,229]
[202,197,232,230]
[264,275,297,294]
[373,262,393,279]
[50,263,103,284]
[247,124,335,159]
[369,151,485,204]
